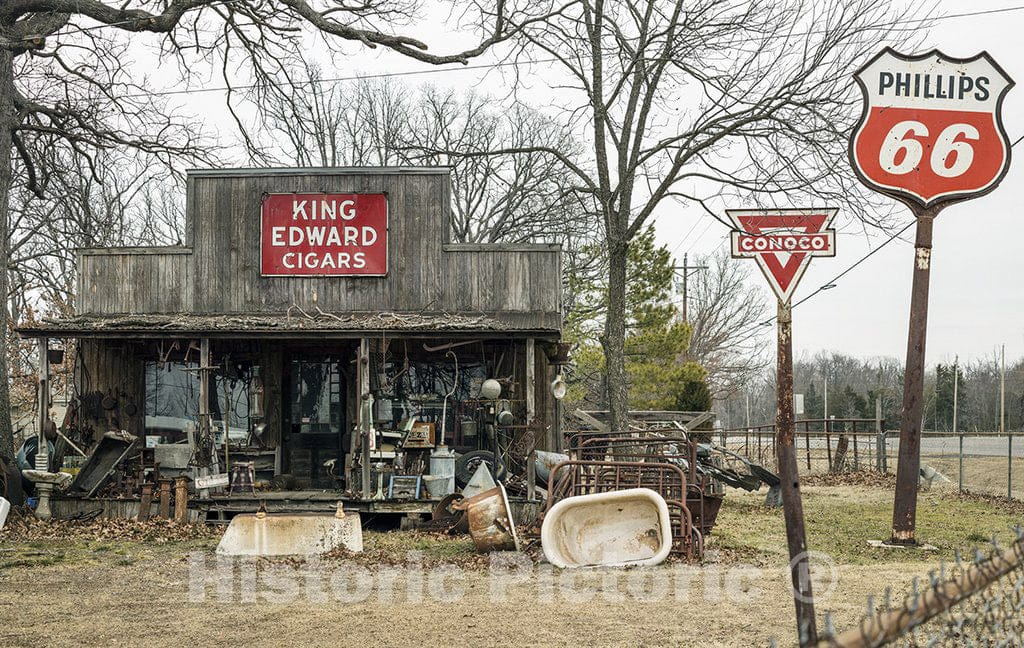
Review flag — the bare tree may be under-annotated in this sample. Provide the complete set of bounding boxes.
[685,248,770,400]
[0,0,522,462]
[251,65,593,245]
[9,152,184,314]
[474,0,924,432]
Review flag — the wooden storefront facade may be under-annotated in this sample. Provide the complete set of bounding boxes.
[19,168,564,516]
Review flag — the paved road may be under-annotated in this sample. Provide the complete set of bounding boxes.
[730,434,1024,458]
[911,435,1024,458]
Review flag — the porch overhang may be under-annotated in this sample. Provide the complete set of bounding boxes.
[16,311,562,340]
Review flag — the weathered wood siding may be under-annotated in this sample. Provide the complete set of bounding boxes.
[78,169,561,329]
[74,339,146,442]
[79,248,193,315]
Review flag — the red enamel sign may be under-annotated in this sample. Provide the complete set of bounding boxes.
[729,209,837,303]
[851,49,1014,209]
[260,193,388,276]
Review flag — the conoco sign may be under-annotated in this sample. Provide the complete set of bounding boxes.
[260,193,388,276]
[850,49,1014,209]
[728,209,837,304]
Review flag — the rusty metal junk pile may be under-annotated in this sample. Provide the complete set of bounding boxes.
[532,425,781,566]
[424,411,781,567]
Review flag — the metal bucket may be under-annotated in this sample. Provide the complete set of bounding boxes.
[457,483,520,552]
[422,475,450,499]
[429,446,456,496]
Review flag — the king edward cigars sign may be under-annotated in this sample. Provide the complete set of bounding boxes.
[260,193,389,276]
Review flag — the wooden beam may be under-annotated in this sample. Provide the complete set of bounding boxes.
[359,338,371,498]
[36,337,49,471]
[525,338,536,421]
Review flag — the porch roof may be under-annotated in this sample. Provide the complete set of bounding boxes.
[16,310,561,339]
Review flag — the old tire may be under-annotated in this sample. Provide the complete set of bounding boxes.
[1,457,24,506]
[455,450,507,486]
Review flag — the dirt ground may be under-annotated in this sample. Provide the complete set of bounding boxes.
[1,483,1020,648]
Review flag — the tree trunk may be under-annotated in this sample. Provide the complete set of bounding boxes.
[0,49,16,463]
[603,235,629,433]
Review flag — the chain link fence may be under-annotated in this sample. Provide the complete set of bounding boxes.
[719,420,1022,500]
[815,530,1024,647]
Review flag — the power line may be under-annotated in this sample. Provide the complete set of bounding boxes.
[735,220,914,340]
[670,217,703,254]
[685,218,716,254]
[49,3,1024,40]
[121,57,562,100]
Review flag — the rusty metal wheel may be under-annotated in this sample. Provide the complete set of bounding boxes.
[432,493,469,534]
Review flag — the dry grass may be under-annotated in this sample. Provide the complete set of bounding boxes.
[921,454,1024,497]
[0,484,1020,647]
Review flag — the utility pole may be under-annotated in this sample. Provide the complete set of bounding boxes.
[824,377,829,426]
[674,253,708,324]
[745,391,751,429]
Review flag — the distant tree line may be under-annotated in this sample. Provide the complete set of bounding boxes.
[717,351,1024,433]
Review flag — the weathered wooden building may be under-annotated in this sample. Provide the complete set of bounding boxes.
[19,167,564,518]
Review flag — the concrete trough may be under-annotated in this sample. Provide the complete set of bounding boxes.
[216,511,363,556]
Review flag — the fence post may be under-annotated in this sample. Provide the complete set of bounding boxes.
[825,418,833,471]
[805,430,811,471]
[853,426,859,470]
[875,398,884,473]
[958,431,964,493]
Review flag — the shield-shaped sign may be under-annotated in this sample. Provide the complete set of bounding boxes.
[729,209,837,303]
[850,49,1014,209]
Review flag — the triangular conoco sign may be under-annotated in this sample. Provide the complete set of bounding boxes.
[728,209,838,304]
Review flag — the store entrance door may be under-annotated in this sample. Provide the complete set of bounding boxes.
[283,357,346,489]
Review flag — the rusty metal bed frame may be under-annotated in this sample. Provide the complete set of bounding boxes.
[573,435,726,540]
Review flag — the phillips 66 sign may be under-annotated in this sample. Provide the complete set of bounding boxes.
[850,49,1014,209]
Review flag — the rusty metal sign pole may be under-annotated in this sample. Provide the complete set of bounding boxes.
[849,49,1014,543]
[890,205,941,545]
[776,300,818,646]
[727,208,836,647]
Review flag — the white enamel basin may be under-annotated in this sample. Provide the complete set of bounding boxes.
[541,488,672,568]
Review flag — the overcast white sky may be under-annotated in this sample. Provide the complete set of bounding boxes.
[152,0,1023,366]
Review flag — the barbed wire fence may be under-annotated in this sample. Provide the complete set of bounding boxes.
[813,528,1024,647]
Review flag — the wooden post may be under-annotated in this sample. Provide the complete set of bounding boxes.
[197,338,212,499]
[35,338,50,470]
[525,339,536,422]
[359,338,371,498]
[805,430,812,471]
[892,207,941,545]
[875,398,885,473]
[138,483,154,521]
[174,476,189,524]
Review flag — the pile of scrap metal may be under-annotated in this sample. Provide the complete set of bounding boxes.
[566,410,781,499]
[422,462,522,552]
